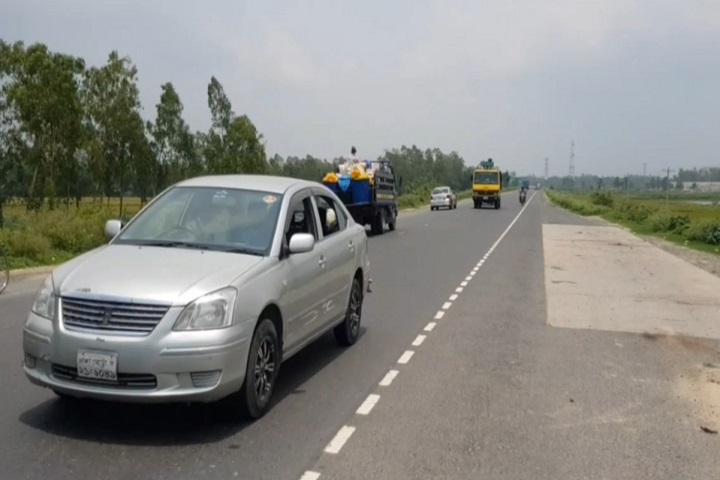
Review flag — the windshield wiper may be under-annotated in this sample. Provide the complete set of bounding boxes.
[217,246,264,256]
[136,240,208,250]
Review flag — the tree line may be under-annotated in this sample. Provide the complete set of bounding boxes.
[0,40,519,227]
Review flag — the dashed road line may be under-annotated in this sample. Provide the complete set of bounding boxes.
[398,350,415,364]
[324,426,356,454]
[301,192,537,480]
[412,334,426,346]
[379,369,399,386]
[356,394,381,415]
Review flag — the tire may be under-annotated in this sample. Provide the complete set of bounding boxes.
[388,210,396,231]
[370,211,383,235]
[237,318,280,420]
[334,277,363,346]
[0,248,9,295]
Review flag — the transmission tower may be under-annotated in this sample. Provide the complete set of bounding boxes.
[544,157,549,179]
[643,163,647,177]
[568,140,575,177]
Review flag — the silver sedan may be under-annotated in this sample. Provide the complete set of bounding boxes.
[22,175,371,420]
[430,186,457,210]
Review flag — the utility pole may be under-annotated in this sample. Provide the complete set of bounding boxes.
[643,163,647,177]
[663,167,675,205]
[568,140,575,189]
[544,157,549,180]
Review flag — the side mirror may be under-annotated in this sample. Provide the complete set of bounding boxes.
[288,233,315,254]
[105,219,123,241]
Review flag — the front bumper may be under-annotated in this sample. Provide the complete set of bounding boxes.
[22,310,252,403]
[473,192,499,201]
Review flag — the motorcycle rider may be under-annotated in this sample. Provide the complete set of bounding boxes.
[519,185,527,204]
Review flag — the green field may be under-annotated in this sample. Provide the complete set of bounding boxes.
[0,190,482,270]
[546,190,720,255]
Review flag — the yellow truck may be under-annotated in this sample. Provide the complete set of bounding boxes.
[472,159,503,209]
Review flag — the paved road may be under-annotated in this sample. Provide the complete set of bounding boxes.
[1,192,718,480]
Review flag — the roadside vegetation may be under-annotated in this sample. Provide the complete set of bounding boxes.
[546,190,720,254]
[0,40,522,269]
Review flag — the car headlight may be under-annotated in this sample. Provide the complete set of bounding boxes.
[173,287,238,331]
[31,276,57,320]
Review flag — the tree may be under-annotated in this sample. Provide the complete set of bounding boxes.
[82,51,150,214]
[0,40,86,210]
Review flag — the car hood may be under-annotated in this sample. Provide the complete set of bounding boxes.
[52,244,265,306]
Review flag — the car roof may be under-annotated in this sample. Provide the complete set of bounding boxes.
[433,186,450,190]
[174,174,319,194]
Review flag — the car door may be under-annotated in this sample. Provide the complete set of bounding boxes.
[278,190,329,350]
[310,190,357,330]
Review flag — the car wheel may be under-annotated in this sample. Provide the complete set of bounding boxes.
[334,277,363,346]
[239,318,280,419]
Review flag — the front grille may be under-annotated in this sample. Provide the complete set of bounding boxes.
[61,296,170,335]
[51,364,157,389]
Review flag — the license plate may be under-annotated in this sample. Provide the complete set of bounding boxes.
[77,351,118,381]
[483,196,489,200]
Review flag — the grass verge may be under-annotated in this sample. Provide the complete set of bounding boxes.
[546,190,720,256]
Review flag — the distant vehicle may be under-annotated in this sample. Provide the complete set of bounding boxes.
[521,179,530,190]
[322,159,400,235]
[22,175,372,420]
[472,158,503,209]
[430,186,457,210]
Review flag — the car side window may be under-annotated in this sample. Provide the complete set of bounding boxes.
[314,194,346,238]
[285,197,317,246]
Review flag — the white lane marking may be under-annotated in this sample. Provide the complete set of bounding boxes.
[379,369,399,386]
[356,394,381,415]
[424,322,436,331]
[449,294,458,301]
[434,311,445,320]
[412,334,426,346]
[398,350,415,364]
[300,472,321,480]
[469,271,476,277]
[461,281,468,287]
[455,287,463,293]
[442,302,452,310]
[324,426,356,454]
[465,276,472,281]
[398,231,405,236]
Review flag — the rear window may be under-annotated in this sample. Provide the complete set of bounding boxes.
[432,188,449,195]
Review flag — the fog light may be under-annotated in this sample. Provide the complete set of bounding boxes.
[24,353,37,369]
[191,370,221,388]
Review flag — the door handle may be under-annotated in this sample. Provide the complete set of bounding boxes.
[319,256,326,268]
[348,241,355,251]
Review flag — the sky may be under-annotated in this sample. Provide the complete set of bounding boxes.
[1,0,719,177]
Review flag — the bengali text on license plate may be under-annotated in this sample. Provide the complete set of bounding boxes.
[77,351,118,381]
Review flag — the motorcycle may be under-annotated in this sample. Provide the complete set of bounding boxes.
[519,189,527,206]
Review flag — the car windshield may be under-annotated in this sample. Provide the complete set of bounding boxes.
[432,188,449,195]
[474,172,499,185]
[113,186,283,255]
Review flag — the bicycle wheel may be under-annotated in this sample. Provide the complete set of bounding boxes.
[0,248,9,294]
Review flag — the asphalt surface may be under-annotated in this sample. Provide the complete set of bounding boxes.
[1,192,718,480]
